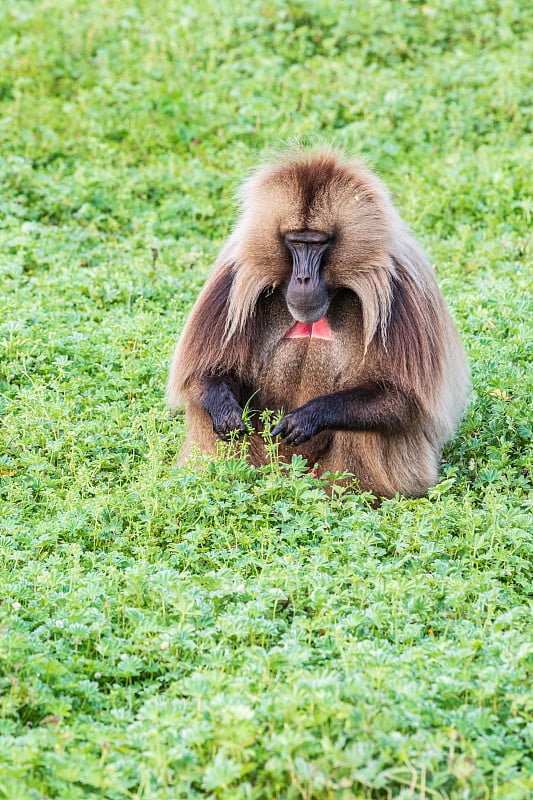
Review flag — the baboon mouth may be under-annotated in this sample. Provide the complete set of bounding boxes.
[287,301,330,324]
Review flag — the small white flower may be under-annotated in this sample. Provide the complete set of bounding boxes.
[55,620,64,628]
[12,601,21,611]
[120,653,128,660]
[94,672,102,679]
[160,640,169,650]
[236,584,245,593]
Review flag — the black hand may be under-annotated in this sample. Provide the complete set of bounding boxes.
[212,405,247,440]
[201,377,247,440]
[271,404,322,446]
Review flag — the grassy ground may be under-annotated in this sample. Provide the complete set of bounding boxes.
[1,1,532,798]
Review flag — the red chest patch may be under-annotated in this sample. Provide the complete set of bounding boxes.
[285,317,333,341]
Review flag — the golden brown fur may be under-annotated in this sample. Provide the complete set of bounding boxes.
[166,148,470,498]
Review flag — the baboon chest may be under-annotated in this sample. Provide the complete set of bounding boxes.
[250,291,364,413]
[258,339,338,410]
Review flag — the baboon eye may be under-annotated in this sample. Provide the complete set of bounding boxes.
[284,230,330,245]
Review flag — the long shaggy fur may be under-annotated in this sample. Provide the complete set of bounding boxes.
[166,149,470,498]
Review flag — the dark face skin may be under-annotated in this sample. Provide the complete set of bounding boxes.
[284,230,331,323]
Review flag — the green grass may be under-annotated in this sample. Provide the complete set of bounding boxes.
[1,1,532,797]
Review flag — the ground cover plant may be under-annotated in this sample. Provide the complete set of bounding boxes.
[0,0,532,797]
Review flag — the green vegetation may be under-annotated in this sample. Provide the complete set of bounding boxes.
[1,1,531,797]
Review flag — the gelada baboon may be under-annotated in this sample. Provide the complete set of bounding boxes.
[166,149,469,498]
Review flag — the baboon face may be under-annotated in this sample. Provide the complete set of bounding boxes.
[283,229,331,323]
[236,152,392,324]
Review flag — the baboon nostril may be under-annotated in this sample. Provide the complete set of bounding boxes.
[297,276,310,285]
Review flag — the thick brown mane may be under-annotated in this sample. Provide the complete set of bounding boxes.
[378,263,444,409]
[166,264,264,406]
